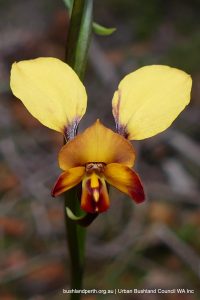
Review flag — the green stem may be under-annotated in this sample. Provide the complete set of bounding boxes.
[66,0,93,80]
[64,0,93,299]
[64,189,85,295]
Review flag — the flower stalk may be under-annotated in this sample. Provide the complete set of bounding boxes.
[64,0,93,298]
[66,0,93,80]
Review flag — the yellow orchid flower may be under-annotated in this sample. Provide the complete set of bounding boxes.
[10,57,192,214]
[51,119,144,213]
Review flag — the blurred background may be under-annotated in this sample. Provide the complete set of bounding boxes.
[0,0,200,299]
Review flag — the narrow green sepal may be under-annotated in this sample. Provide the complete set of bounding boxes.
[66,207,85,221]
[62,0,116,37]
[66,207,98,227]
[62,0,73,10]
[93,22,116,36]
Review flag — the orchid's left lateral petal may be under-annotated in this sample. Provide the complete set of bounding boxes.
[59,120,135,170]
[81,176,110,213]
[10,57,87,137]
[104,163,145,203]
[112,65,192,140]
[51,166,85,197]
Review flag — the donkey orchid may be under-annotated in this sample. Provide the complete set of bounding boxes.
[10,57,192,214]
[51,119,144,213]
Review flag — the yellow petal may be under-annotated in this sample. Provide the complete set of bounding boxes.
[112,65,192,140]
[104,163,145,203]
[51,166,85,196]
[10,57,87,134]
[59,120,135,170]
